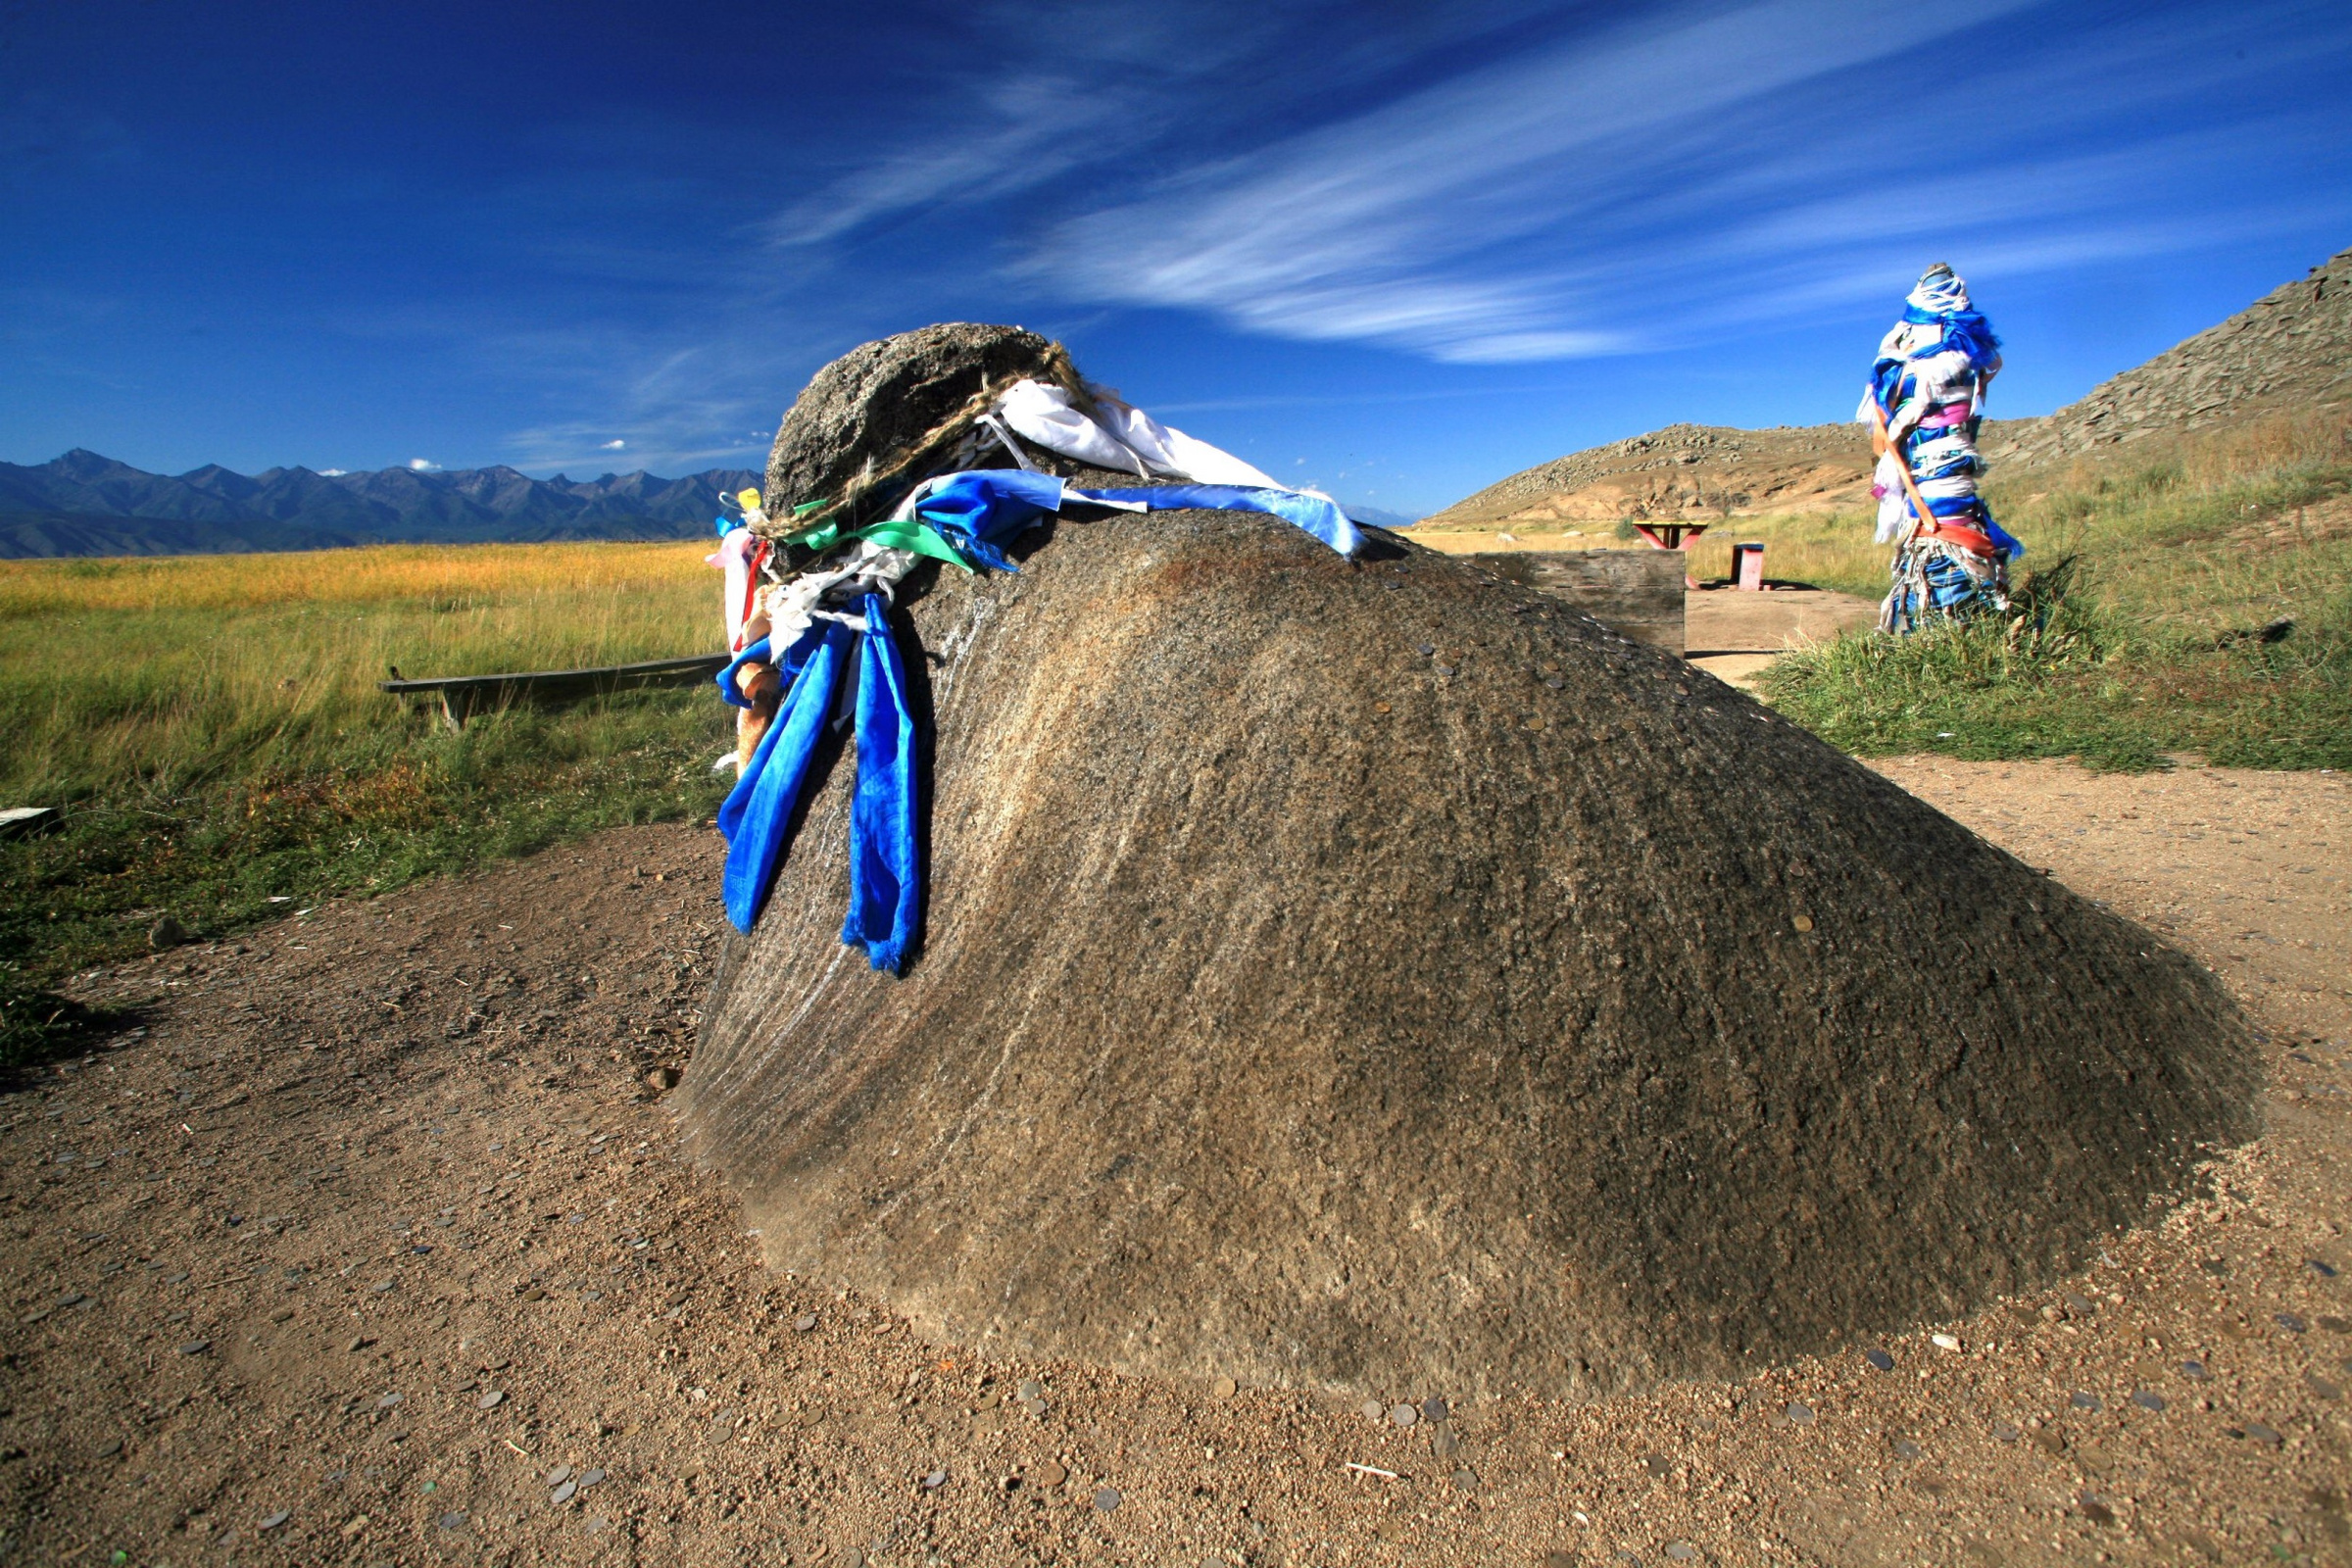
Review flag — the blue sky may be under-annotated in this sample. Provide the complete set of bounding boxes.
[4,0,2349,516]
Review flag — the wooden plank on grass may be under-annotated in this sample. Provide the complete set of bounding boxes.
[1461,550,1687,656]
[379,654,728,730]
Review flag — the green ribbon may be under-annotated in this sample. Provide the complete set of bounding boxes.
[785,508,974,574]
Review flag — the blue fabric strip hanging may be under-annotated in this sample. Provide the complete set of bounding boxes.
[718,620,852,935]
[897,469,1363,564]
[713,468,1364,965]
[1073,483,1361,558]
[841,593,921,973]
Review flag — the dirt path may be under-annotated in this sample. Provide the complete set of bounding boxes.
[4,760,2347,1568]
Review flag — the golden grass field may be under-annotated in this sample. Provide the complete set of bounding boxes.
[0,541,717,800]
[1,541,733,1027]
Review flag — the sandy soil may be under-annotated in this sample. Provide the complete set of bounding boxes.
[4,760,2347,1568]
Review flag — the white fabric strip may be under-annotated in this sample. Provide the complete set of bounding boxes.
[993,378,1286,489]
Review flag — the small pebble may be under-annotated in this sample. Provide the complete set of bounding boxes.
[1359,1398,1383,1421]
[2132,1391,2166,1412]
[178,1340,211,1356]
[1786,1402,1815,1425]
[546,1466,572,1486]
[374,1392,402,1410]
[1210,1375,1237,1399]
[1990,1425,2019,1445]
[2070,1392,2101,1411]
[2180,1360,2209,1381]
[439,1511,466,1531]
[579,1469,607,1489]
[2064,1293,2095,1314]
[1035,1459,1066,1488]
[1894,1438,1925,1457]
[922,1469,948,1491]
[551,1479,578,1505]
[793,1314,817,1333]
[1931,1334,1961,1351]
[1092,1487,1121,1512]
[2306,1372,2343,1400]
[2310,1259,2340,1278]
[1450,1467,1478,1490]
[1390,1402,1419,1428]
[2241,1422,2282,1447]
[2278,1312,2308,1334]
[1863,1349,1894,1372]
[1666,1546,1698,1562]
[476,1390,505,1409]
[1421,1396,1448,1423]
[259,1510,290,1531]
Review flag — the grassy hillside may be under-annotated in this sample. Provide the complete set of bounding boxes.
[1,541,734,1056]
[1759,414,2352,769]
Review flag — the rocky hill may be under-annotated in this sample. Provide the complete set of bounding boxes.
[1424,418,2038,531]
[1424,244,2351,529]
[0,450,760,559]
[1991,245,2352,469]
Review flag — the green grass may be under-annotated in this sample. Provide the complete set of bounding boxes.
[1759,416,2352,772]
[0,541,734,1066]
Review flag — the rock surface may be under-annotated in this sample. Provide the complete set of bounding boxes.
[682,335,2258,1400]
[1992,245,2352,470]
[760,322,1071,526]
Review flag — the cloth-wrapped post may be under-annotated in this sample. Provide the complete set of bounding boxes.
[1860,264,2023,632]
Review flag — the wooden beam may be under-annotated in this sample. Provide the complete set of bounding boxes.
[379,654,729,730]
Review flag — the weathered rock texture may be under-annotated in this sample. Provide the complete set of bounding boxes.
[1991,245,2352,471]
[761,322,1076,527]
[681,326,2259,1405]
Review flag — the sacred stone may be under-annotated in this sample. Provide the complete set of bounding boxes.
[681,324,2260,1402]
[760,321,1076,525]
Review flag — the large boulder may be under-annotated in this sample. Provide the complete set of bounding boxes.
[760,322,1074,525]
[681,327,2257,1403]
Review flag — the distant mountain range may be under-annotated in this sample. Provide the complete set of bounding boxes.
[0,449,1420,558]
[0,450,763,559]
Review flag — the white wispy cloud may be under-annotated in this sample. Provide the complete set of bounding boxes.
[600,439,625,450]
[1014,0,2351,362]
[406,458,440,471]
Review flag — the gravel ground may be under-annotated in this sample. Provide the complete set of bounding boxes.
[3,758,2346,1568]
